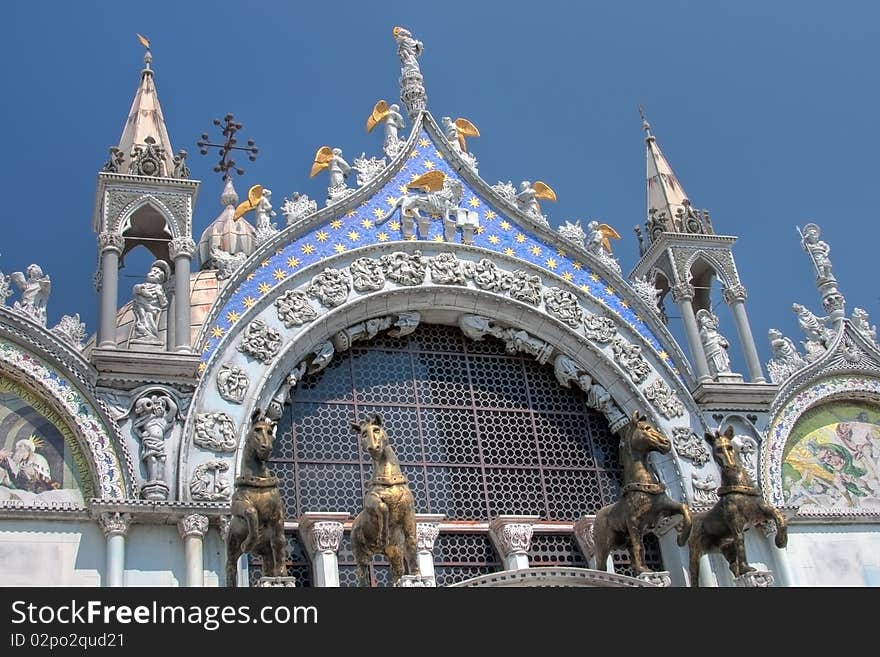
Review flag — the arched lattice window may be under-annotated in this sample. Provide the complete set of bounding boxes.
[250,323,662,586]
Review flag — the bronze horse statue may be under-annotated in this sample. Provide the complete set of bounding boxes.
[350,414,420,586]
[593,411,692,574]
[688,425,787,586]
[225,409,287,587]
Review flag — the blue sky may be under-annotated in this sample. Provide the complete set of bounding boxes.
[1,0,878,373]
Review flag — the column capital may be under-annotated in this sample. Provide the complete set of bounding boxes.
[298,512,349,556]
[671,282,695,303]
[98,231,125,254]
[178,513,209,539]
[572,516,595,559]
[722,284,748,305]
[169,236,197,260]
[97,511,132,538]
[416,523,441,552]
[488,515,539,557]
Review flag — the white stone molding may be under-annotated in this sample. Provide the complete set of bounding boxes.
[98,511,132,538]
[194,412,237,452]
[274,290,319,328]
[178,513,210,539]
[394,575,436,587]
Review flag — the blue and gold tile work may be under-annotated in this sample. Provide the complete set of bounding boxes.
[200,129,674,376]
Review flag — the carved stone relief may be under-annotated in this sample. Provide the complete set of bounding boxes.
[671,427,710,467]
[465,258,511,292]
[307,268,351,308]
[194,412,237,452]
[643,379,685,418]
[611,338,651,384]
[543,287,583,328]
[274,291,318,329]
[429,252,467,285]
[507,270,542,305]
[349,257,386,293]
[582,314,617,343]
[190,461,232,501]
[217,363,249,404]
[380,251,426,286]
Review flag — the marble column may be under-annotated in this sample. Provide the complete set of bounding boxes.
[415,514,445,582]
[298,512,348,587]
[762,522,794,587]
[178,514,209,587]
[169,237,196,353]
[489,515,539,571]
[723,285,766,383]
[672,282,712,383]
[97,232,125,349]
[98,512,132,587]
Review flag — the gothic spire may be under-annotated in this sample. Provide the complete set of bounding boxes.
[642,108,695,239]
[106,42,176,177]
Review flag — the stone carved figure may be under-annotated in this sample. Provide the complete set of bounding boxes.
[466,258,511,292]
[851,308,878,344]
[691,473,719,506]
[131,260,170,345]
[10,264,51,326]
[307,268,351,308]
[593,411,692,575]
[696,309,732,377]
[731,434,759,485]
[310,147,353,204]
[217,364,249,404]
[132,393,178,500]
[687,426,787,587]
[274,290,318,328]
[239,319,283,361]
[643,379,685,418]
[515,180,555,224]
[672,427,710,467]
[380,251,426,286]
[766,328,807,383]
[459,315,552,364]
[350,414,420,586]
[429,252,467,285]
[584,221,622,272]
[190,461,231,501]
[253,188,278,244]
[792,303,830,361]
[543,288,583,328]
[611,338,651,384]
[332,312,421,353]
[799,223,834,280]
[507,270,543,305]
[280,192,317,226]
[394,25,423,76]
[583,314,617,343]
[366,100,406,159]
[349,257,386,292]
[225,409,287,586]
[384,171,464,240]
[194,412,237,452]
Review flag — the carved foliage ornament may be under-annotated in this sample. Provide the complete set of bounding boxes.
[309,521,345,553]
[275,291,318,328]
[178,514,210,539]
[194,412,237,452]
[308,268,351,308]
[495,523,534,555]
[349,257,386,293]
[543,287,583,328]
[643,379,685,418]
[671,427,710,466]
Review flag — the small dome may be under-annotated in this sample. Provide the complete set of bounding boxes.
[197,179,256,269]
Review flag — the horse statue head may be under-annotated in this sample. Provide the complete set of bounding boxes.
[352,413,389,461]
[592,410,692,575]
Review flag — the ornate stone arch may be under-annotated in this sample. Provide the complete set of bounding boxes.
[763,374,880,506]
[0,339,133,499]
[181,248,705,503]
[114,194,181,238]
[682,249,736,289]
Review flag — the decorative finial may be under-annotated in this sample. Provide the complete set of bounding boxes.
[393,26,426,120]
[136,33,152,70]
[196,113,260,182]
[639,105,653,139]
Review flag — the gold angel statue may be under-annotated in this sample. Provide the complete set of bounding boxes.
[441,116,480,153]
[586,221,621,255]
[516,180,556,217]
[310,146,351,188]
[367,100,406,156]
[233,184,264,220]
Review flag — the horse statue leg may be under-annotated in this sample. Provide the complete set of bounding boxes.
[759,502,788,548]
[385,529,405,585]
[403,505,420,577]
[592,508,612,572]
[687,517,703,587]
[225,521,245,588]
[268,524,288,578]
[627,522,647,574]
[656,495,693,546]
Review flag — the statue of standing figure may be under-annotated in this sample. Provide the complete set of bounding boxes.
[799,223,834,280]
[132,392,178,500]
[131,260,170,346]
[696,309,732,377]
[393,26,423,77]
[310,146,353,204]
[10,264,51,326]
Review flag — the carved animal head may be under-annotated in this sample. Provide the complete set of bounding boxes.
[351,413,388,457]
[705,425,738,470]
[248,408,277,461]
[624,410,671,455]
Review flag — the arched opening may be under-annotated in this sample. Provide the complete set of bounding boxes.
[246,323,663,586]
[119,202,173,265]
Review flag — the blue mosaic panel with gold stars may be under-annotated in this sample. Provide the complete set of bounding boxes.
[200,129,675,376]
